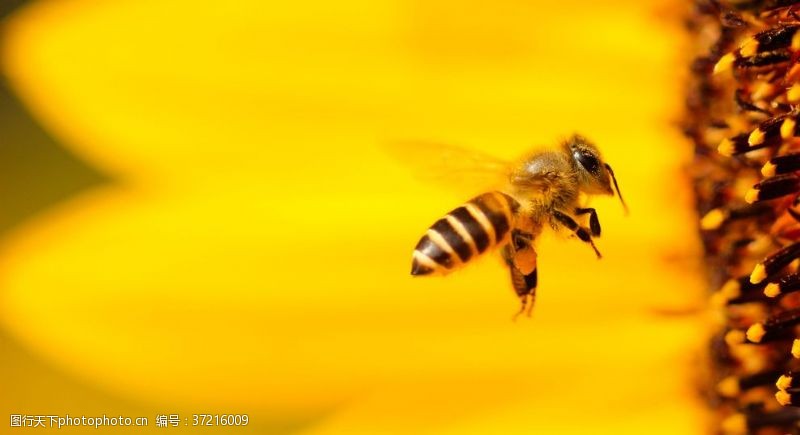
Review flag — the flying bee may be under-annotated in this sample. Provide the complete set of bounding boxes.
[408,134,627,318]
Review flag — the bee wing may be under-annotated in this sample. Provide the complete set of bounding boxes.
[385,140,513,195]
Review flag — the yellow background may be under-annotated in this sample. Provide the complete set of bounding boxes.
[0,0,708,433]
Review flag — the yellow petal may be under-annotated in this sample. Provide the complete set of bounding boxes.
[0,0,706,433]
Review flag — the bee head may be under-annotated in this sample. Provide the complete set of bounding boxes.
[564,135,627,213]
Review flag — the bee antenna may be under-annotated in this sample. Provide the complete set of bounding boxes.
[605,163,628,215]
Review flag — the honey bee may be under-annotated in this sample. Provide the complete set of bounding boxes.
[408,134,627,318]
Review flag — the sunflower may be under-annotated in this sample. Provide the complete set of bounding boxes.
[0,0,722,433]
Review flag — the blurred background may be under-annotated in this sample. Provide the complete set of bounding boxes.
[0,0,709,433]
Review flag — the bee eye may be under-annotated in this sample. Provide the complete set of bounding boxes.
[575,151,600,173]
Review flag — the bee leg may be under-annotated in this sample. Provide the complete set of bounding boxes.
[575,207,601,237]
[509,264,538,321]
[553,210,602,259]
[511,229,533,251]
[502,241,538,320]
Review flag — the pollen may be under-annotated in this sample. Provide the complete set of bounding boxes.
[789,83,800,103]
[793,339,800,358]
[777,374,794,391]
[750,263,767,284]
[777,390,793,406]
[725,329,747,346]
[721,413,747,434]
[740,38,759,57]
[700,208,727,230]
[745,188,759,204]
[717,376,741,397]
[713,52,736,75]
[781,118,797,139]
[748,128,766,146]
[761,161,777,178]
[793,29,800,50]
[764,282,781,298]
[745,323,767,343]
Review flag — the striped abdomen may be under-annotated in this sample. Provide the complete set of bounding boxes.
[411,191,520,276]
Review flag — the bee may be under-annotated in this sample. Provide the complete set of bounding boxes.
[409,134,627,318]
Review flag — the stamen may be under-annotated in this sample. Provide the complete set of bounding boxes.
[740,38,759,57]
[745,174,800,204]
[788,84,800,104]
[793,339,800,359]
[762,161,777,178]
[721,412,750,434]
[752,81,777,101]
[716,377,740,397]
[714,52,737,74]
[748,114,787,146]
[738,408,800,428]
[701,208,727,230]
[781,117,797,139]
[750,242,800,284]
[764,272,800,298]
[745,309,800,344]
[719,133,767,156]
[738,50,791,69]
[749,25,800,55]
[793,26,800,50]
[762,153,800,178]
[746,323,768,343]
[715,276,768,306]
[748,127,767,146]
[725,329,747,346]
[751,263,768,284]
[738,369,784,390]
[718,370,784,397]
[776,389,800,406]
[700,204,773,231]
[721,413,746,434]
[777,372,799,391]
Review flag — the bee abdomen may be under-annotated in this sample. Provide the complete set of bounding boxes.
[411,191,519,276]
